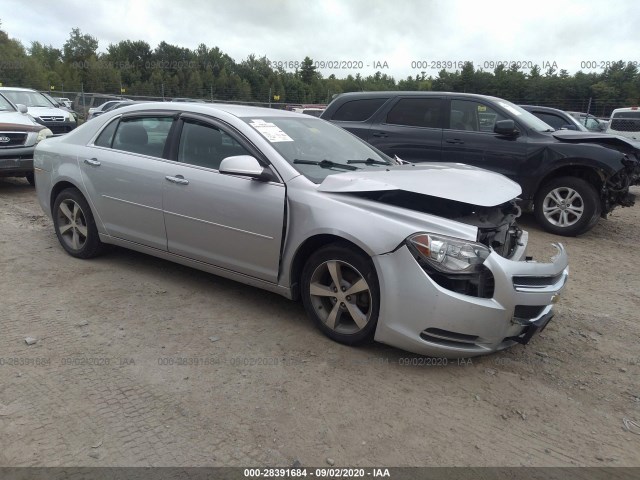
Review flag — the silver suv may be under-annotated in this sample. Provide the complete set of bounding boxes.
[0,93,53,184]
[0,87,76,135]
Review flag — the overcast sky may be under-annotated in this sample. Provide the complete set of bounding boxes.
[2,0,640,79]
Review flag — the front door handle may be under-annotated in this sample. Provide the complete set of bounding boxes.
[371,132,388,138]
[165,175,189,185]
[84,158,101,166]
[445,139,465,144]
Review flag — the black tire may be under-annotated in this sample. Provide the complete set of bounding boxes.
[52,188,104,258]
[301,243,380,346]
[25,172,35,186]
[534,176,601,236]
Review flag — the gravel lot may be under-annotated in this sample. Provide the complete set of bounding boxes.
[1,178,639,467]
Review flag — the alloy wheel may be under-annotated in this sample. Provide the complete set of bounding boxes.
[56,199,88,251]
[308,259,372,334]
[542,187,584,227]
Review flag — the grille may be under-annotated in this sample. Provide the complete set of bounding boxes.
[0,132,28,147]
[48,125,73,134]
[38,116,65,122]
[513,273,565,291]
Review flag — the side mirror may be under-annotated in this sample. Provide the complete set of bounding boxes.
[16,104,28,114]
[598,122,607,131]
[219,155,269,180]
[494,119,518,136]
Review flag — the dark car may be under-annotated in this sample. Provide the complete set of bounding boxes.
[321,92,640,236]
[520,105,588,132]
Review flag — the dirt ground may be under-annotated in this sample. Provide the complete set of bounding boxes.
[0,177,639,467]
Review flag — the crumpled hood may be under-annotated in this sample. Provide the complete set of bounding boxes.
[552,130,640,150]
[317,163,522,207]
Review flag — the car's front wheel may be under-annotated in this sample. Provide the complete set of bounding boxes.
[301,243,380,345]
[52,188,104,258]
[534,177,601,236]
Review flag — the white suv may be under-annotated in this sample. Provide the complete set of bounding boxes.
[0,87,76,135]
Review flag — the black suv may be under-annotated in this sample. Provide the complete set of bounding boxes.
[321,92,640,236]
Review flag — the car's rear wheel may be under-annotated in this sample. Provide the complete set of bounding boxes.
[534,177,601,236]
[53,188,104,258]
[25,172,35,186]
[301,243,380,345]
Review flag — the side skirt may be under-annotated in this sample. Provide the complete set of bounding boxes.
[99,234,294,300]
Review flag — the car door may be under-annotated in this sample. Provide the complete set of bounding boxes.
[162,115,286,283]
[366,96,444,162]
[79,113,175,250]
[442,98,529,179]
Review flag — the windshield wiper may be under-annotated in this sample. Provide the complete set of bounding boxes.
[346,158,390,166]
[293,159,359,171]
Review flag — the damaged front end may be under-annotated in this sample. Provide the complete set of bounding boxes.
[602,155,640,213]
[355,190,525,299]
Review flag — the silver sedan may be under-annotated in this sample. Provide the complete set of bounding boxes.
[34,103,568,358]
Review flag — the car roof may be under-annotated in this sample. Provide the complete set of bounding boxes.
[610,107,639,113]
[331,91,510,103]
[520,105,568,114]
[0,87,38,92]
[116,102,308,119]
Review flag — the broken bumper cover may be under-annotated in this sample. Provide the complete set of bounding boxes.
[372,231,569,358]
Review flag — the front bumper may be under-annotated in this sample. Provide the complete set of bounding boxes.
[373,231,569,358]
[37,120,76,136]
[0,146,35,176]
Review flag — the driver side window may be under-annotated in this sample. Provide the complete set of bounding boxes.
[449,100,506,133]
[178,120,251,170]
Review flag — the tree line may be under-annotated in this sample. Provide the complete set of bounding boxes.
[1,23,639,116]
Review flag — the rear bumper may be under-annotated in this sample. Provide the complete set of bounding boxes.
[373,232,569,358]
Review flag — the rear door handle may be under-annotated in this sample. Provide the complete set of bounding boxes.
[165,175,189,185]
[84,158,101,166]
[371,132,388,138]
[445,139,465,144]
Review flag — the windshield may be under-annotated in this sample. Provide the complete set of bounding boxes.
[565,114,589,131]
[0,94,17,112]
[242,116,394,183]
[2,90,56,108]
[495,99,556,132]
[41,92,60,107]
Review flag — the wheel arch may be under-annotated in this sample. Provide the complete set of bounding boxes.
[534,163,607,198]
[288,234,372,301]
[50,180,85,216]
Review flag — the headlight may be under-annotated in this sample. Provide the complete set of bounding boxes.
[36,128,54,143]
[68,114,76,123]
[407,233,490,274]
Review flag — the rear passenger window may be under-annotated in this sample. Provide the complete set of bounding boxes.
[112,117,173,157]
[94,119,119,147]
[178,121,250,170]
[331,98,388,121]
[386,98,444,128]
[534,112,566,130]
